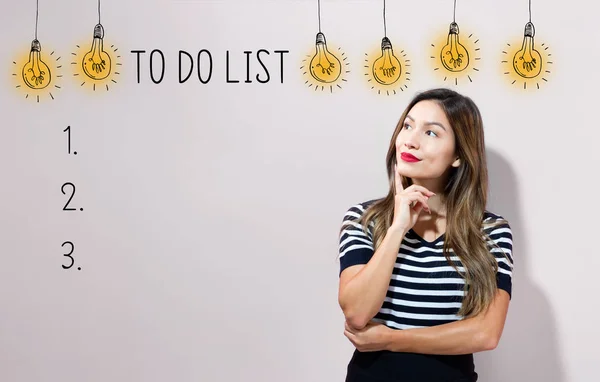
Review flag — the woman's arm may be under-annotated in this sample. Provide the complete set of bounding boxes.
[339,225,407,330]
[385,289,511,354]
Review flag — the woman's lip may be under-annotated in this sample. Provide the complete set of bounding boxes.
[400,152,421,162]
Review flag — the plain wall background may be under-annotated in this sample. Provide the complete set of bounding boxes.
[1,0,598,381]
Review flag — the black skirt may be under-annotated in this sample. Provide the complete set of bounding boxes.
[345,349,478,382]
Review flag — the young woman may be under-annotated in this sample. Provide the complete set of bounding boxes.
[337,88,513,382]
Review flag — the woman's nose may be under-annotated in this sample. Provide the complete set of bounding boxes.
[404,137,419,149]
[402,128,420,149]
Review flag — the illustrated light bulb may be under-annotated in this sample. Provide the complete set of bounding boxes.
[309,32,342,83]
[82,23,112,80]
[513,22,542,78]
[22,39,51,89]
[372,37,402,85]
[440,22,469,72]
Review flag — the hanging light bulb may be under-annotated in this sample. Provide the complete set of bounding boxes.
[440,22,469,72]
[372,37,401,85]
[309,32,342,83]
[82,23,112,80]
[22,39,51,89]
[513,22,542,78]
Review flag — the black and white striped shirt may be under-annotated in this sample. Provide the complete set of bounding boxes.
[338,199,514,330]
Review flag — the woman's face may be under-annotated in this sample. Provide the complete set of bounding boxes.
[395,100,460,181]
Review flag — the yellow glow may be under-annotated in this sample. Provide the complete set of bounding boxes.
[300,33,349,93]
[501,34,552,91]
[71,24,121,93]
[364,39,411,96]
[12,40,62,102]
[429,23,480,85]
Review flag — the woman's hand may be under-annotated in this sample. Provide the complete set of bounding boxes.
[392,163,435,232]
[344,320,393,352]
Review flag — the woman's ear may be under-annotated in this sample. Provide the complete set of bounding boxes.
[451,157,461,168]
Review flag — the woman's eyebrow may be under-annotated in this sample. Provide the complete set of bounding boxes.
[424,121,447,131]
[405,115,446,131]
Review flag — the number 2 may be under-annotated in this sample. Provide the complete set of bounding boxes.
[62,182,76,211]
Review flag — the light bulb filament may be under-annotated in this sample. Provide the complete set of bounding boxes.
[381,52,395,77]
[315,45,336,75]
[89,39,106,73]
[518,38,536,72]
[28,52,46,85]
[445,35,463,68]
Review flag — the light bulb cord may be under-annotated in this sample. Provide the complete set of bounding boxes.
[383,0,387,37]
[529,0,532,22]
[317,0,321,32]
[98,0,101,24]
[34,0,39,40]
[453,0,456,23]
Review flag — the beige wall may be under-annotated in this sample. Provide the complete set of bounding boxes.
[1,0,598,381]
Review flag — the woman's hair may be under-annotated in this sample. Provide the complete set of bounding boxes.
[342,88,508,318]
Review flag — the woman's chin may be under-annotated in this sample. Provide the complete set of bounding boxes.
[396,164,420,178]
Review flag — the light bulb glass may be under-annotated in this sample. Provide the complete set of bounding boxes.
[440,22,469,72]
[513,22,542,78]
[372,37,402,85]
[309,32,342,83]
[82,23,112,80]
[22,39,51,89]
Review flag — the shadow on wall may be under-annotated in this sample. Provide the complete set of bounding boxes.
[474,148,565,381]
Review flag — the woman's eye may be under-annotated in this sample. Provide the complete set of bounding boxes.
[426,130,438,137]
[403,123,411,129]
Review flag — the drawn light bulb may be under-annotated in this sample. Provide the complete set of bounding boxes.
[22,39,51,89]
[513,22,542,78]
[82,23,112,80]
[309,32,342,83]
[372,37,401,85]
[440,22,469,72]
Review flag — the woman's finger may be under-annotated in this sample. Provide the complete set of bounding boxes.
[394,163,403,195]
[404,184,435,197]
[344,330,354,343]
[405,192,430,212]
[414,196,430,213]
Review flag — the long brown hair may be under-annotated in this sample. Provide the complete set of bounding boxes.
[343,88,508,318]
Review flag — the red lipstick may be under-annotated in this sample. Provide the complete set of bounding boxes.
[400,152,421,163]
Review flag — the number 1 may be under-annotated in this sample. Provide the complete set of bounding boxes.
[63,126,71,154]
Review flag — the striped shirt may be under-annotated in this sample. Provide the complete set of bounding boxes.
[338,199,514,330]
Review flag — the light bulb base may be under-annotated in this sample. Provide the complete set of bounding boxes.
[524,22,535,37]
[30,39,41,52]
[315,32,326,45]
[381,37,392,50]
[448,22,459,35]
[94,23,105,39]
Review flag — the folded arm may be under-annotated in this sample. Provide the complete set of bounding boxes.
[339,225,407,329]
[385,289,511,355]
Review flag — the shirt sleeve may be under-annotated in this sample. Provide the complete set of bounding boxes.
[485,218,514,299]
[338,203,375,277]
